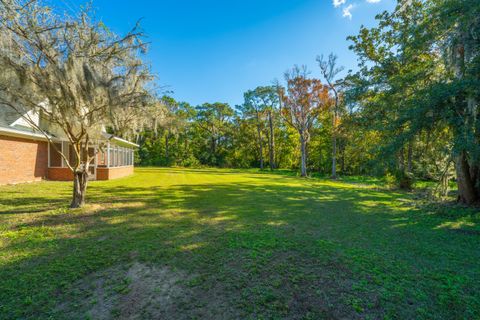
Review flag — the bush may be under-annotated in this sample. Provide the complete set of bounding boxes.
[180,155,200,167]
[384,172,396,189]
[396,170,415,190]
[384,171,415,190]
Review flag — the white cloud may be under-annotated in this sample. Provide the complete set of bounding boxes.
[366,0,381,3]
[332,0,346,8]
[398,0,413,11]
[342,4,353,19]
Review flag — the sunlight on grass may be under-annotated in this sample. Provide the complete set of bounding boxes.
[0,167,478,319]
[436,219,477,230]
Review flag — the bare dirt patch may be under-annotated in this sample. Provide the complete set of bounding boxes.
[54,262,240,319]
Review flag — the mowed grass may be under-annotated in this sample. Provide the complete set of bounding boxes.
[0,168,479,319]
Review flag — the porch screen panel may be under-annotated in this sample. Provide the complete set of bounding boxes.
[109,147,114,167]
[98,149,106,166]
[106,145,135,167]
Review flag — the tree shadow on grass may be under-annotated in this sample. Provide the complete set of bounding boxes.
[0,187,71,214]
[138,167,252,176]
[1,176,479,319]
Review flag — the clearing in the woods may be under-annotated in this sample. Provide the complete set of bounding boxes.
[0,168,479,319]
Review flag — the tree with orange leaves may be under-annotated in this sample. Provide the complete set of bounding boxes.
[277,65,331,177]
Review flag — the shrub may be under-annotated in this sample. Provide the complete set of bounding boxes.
[396,170,415,190]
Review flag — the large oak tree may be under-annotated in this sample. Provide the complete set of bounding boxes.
[0,0,153,207]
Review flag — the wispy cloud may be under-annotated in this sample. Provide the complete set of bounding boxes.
[398,0,413,12]
[333,0,380,20]
[342,4,353,19]
[332,0,346,8]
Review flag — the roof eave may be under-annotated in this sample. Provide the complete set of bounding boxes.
[102,133,139,148]
[0,126,50,141]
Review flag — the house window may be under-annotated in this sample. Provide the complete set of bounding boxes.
[62,141,70,167]
[69,145,78,167]
[49,143,63,167]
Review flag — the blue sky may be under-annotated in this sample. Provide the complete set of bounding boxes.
[51,0,395,106]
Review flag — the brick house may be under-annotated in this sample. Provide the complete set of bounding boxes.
[0,106,138,185]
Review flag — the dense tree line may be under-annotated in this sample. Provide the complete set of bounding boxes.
[1,0,478,206]
[137,0,480,205]
[346,0,480,203]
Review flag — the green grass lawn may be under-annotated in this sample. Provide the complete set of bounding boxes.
[1,168,479,319]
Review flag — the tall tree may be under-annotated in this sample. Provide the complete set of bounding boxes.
[257,86,280,171]
[195,102,234,166]
[317,53,344,179]
[241,89,267,169]
[241,86,280,170]
[0,0,152,207]
[278,66,330,177]
[347,0,480,202]
[443,0,480,204]
[159,96,180,163]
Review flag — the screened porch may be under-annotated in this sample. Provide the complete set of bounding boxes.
[47,140,136,181]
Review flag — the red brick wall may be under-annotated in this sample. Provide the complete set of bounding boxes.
[97,166,134,180]
[0,134,134,184]
[0,135,48,185]
[49,166,133,181]
[47,167,74,181]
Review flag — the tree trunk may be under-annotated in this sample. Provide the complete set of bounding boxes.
[398,146,405,172]
[211,137,216,155]
[331,112,337,179]
[331,135,337,179]
[318,146,323,173]
[452,26,479,204]
[256,123,264,170]
[154,118,158,138]
[407,140,413,172]
[455,152,479,204]
[268,110,276,170]
[210,135,218,166]
[300,133,307,177]
[70,170,88,208]
[165,133,169,160]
